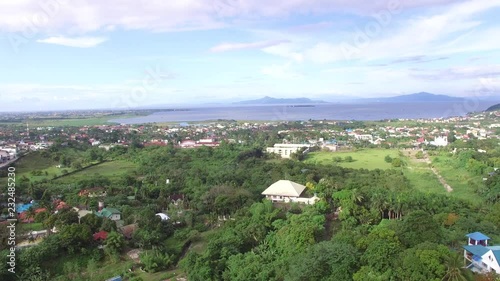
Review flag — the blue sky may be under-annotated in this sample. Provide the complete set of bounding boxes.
[0,0,499,111]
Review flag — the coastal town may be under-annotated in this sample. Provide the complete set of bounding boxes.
[2,109,499,160]
[1,107,500,280]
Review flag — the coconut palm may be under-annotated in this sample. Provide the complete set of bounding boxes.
[442,253,473,281]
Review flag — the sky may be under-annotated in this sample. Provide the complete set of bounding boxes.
[0,0,499,111]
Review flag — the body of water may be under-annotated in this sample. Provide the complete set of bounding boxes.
[110,101,496,124]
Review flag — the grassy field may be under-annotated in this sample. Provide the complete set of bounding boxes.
[430,154,484,204]
[13,152,58,171]
[0,152,62,186]
[305,149,454,196]
[53,160,138,184]
[0,153,137,187]
[0,152,104,185]
[305,149,401,170]
[0,113,148,127]
[401,157,448,196]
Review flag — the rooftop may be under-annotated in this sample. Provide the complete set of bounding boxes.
[262,180,306,197]
[466,232,491,241]
[463,245,490,257]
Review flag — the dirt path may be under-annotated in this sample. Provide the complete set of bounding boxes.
[405,149,453,193]
[424,157,453,192]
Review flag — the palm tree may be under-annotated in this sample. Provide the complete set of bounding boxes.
[442,253,473,281]
[350,188,364,204]
[370,192,386,220]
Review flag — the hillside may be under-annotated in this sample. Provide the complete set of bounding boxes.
[486,103,500,111]
[360,92,464,103]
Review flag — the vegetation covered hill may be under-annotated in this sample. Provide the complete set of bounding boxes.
[486,103,500,112]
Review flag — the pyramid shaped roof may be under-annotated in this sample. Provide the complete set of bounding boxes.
[262,180,306,197]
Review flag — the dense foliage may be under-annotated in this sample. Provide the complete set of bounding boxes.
[1,138,500,280]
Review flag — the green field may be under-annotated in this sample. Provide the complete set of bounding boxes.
[0,152,106,185]
[0,152,62,185]
[54,160,138,184]
[401,160,448,196]
[305,149,455,196]
[430,155,484,204]
[305,149,401,170]
[0,113,147,127]
[0,153,138,187]
[13,152,58,171]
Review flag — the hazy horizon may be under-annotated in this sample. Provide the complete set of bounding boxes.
[1,0,500,111]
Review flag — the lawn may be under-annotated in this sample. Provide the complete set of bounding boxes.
[305,148,453,196]
[54,160,138,184]
[402,165,448,195]
[430,154,484,205]
[305,149,401,170]
[12,152,58,171]
[0,152,62,186]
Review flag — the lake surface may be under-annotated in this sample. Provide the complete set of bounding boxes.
[109,101,496,124]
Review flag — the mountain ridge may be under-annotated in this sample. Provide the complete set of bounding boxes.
[486,103,500,112]
[358,92,464,103]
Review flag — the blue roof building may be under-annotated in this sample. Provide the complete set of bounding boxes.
[463,232,500,274]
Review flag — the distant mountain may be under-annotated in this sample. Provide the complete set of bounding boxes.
[360,92,464,103]
[486,103,500,112]
[234,96,327,105]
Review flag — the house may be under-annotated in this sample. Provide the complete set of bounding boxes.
[0,150,10,162]
[179,140,196,148]
[18,208,47,223]
[72,207,93,223]
[354,134,373,141]
[430,136,448,147]
[262,180,319,205]
[93,230,108,241]
[96,208,121,221]
[266,144,311,159]
[463,232,500,274]
[54,200,69,210]
[119,223,138,239]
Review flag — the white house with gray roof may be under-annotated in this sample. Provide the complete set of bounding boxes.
[262,180,319,205]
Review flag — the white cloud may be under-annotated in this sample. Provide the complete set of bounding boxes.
[210,39,289,52]
[262,44,304,62]
[0,83,180,111]
[0,0,464,34]
[261,62,302,79]
[36,36,107,48]
[301,0,500,63]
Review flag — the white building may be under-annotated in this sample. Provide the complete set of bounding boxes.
[266,144,311,159]
[262,180,319,205]
[463,232,500,274]
[430,136,448,147]
[354,134,373,141]
[0,147,17,158]
[0,150,10,162]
